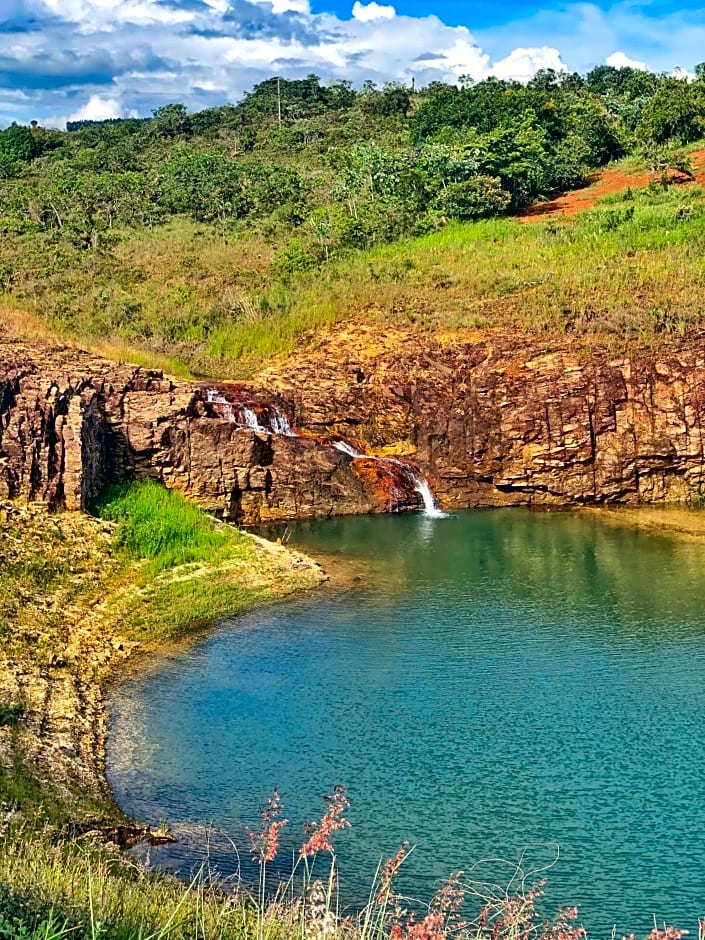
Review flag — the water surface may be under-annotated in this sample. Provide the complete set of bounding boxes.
[108,509,705,935]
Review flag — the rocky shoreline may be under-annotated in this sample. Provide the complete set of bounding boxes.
[0,498,325,830]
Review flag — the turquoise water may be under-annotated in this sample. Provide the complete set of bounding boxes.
[108,509,705,935]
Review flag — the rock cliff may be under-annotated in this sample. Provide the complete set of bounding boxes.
[2,326,705,521]
[0,338,413,522]
[259,325,705,509]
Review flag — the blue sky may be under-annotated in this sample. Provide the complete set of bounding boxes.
[1,0,704,128]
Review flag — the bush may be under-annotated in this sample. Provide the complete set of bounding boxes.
[434,176,510,219]
[271,242,318,277]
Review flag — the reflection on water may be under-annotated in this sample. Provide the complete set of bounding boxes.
[108,509,705,935]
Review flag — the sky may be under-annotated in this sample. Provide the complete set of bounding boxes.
[1,0,705,128]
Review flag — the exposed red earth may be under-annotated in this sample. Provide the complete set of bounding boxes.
[521,147,705,222]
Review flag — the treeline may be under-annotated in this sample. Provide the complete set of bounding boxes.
[1,65,705,270]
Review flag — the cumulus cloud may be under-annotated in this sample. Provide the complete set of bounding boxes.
[67,93,129,122]
[41,93,139,130]
[605,51,647,70]
[491,46,565,82]
[0,0,703,127]
[351,2,395,23]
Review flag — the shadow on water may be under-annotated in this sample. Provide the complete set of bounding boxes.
[108,509,705,935]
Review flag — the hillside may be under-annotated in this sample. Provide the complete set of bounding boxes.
[2,66,705,376]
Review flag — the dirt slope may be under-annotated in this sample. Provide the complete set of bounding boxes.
[521,147,705,222]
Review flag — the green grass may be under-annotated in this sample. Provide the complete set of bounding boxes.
[93,481,251,575]
[5,177,705,376]
[0,827,251,940]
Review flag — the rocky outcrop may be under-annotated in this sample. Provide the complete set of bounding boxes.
[0,339,409,523]
[3,326,705,521]
[259,325,705,509]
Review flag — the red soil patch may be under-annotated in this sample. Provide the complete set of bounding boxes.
[520,148,705,222]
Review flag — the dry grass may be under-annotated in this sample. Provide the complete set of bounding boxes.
[4,182,705,376]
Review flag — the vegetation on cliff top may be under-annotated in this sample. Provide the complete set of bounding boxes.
[2,66,705,374]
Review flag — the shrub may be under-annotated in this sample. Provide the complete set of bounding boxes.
[434,176,511,220]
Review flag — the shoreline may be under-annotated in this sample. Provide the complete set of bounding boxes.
[0,500,327,834]
[578,504,705,541]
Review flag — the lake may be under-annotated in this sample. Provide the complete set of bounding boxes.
[108,509,705,936]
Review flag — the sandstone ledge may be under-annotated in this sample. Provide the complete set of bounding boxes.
[0,499,324,821]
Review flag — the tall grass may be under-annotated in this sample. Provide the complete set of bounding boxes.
[5,182,705,377]
[93,481,250,575]
[0,790,693,940]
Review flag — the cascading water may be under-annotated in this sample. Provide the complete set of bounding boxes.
[203,385,445,517]
[330,439,363,459]
[205,388,237,423]
[412,475,447,518]
[205,388,294,436]
[331,439,447,518]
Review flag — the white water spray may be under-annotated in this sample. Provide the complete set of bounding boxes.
[331,440,364,458]
[268,410,293,436]
[412,474,447,518]
[332,440,446,517]
[206,388,294,436]
[205,388,237,423]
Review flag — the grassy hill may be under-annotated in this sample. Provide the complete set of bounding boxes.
[3,68,705,374]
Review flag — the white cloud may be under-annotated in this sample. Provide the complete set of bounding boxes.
[41,93,137,129]
[3,0,705,128]
[491,46,565,82]
[68,94,125,122]
[605,51,647,70]
[352,1,395,23]
[246,0,311,14]
[33,0,194,28]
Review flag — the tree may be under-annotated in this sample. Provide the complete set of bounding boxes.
[637,78,705,143]
[360,82,412,118]
[150,104,191,139]
[0,123,39,163]
[160,148,248,233]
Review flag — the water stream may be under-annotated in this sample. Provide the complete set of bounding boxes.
[331,439,446,517]
[108,509,705,935]
[205,386,444,515]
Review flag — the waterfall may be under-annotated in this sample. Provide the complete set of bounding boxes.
[267,409,293,436]
[332,439,446,518]
[331,439,364,458]
[205,388,237,423]
[204,390,445,517]
[412,474,447,518]
[205,388,294,436]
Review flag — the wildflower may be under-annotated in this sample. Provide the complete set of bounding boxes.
[305,879,338,940]
[248,788,288,863]
[647,928,688,940]
[376,841,411,905]
[299,785,351,857]
[540,904,586,940]
[387,872,466,940]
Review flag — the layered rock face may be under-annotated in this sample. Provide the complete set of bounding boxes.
[0,339,409,522]
[2,326,705,521]
[260,326,705,508]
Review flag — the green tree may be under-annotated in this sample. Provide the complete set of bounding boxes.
[637,78,705,143]
[0,123,39,163]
